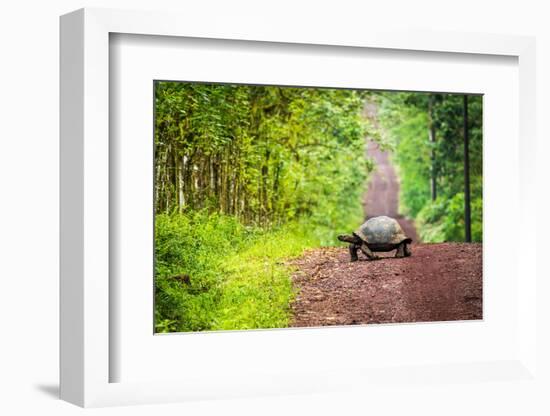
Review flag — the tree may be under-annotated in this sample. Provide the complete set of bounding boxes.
[463,94,472,242]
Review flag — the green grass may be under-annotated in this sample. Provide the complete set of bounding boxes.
[154,212,358,333]
[212,224,317,330]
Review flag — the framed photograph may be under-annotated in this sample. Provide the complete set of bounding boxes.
[60,8,538,408]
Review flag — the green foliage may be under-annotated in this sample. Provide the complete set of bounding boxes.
[154,212,252,332]
[155,82,369,227]
[382,106,431,217]
[416,194,482,242]
[154,83,371,332]
[377,92,483,242]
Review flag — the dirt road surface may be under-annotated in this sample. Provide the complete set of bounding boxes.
[290,243,482,327]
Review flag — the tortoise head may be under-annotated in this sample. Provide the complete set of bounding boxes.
[338,234,361,244]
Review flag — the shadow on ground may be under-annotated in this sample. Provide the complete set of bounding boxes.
[34,383,59,399]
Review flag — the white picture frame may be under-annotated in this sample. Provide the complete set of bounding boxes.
[60,7,538,408]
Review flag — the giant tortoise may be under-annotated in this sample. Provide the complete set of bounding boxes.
[337,215,412,261]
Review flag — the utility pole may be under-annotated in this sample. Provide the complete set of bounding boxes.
[428,95,437,201]
[463,95,471,242]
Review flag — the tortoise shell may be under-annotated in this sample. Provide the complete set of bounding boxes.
[354,215,410,245]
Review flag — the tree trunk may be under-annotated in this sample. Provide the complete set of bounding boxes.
[178,155,185,212]
[463,95,472,242]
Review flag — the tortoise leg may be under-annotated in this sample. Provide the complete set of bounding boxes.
[395,242,406,258]
[404,242,412,257]
[360,242,379,260]
[349,244,359,262]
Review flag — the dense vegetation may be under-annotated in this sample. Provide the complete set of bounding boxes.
[377,92,483,242]
[154,82,372,332]
[155,82,370,228]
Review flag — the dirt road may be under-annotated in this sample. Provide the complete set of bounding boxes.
[290,243,482,327]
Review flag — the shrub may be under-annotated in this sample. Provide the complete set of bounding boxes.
[417,193,482,242]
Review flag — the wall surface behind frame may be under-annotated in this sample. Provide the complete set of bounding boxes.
[0,0,548,415]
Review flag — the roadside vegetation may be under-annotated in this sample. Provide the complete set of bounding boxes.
[154,82,370,332]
